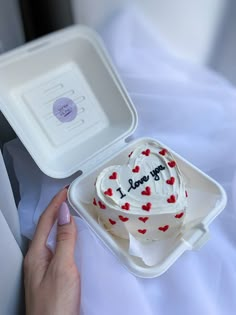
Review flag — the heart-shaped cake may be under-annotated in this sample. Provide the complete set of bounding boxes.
[93,141,188,241]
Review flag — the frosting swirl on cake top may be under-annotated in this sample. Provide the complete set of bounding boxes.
[95,142,187,215]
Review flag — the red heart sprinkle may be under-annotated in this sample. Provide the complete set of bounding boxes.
[141,186,151,196]
[142,202,152,211]
[132,166,140,173]
[168,161,176,168]
[175,212,184,219]
[159,148,168,156]
[139,217,149,223]
[121,203,130,210]
[109,172,117,180]
[128,151,133,158]
[104,188,113,196]
[119,215,129,222]
[167,195,176,203]
[138,229,147,234]
[142,149,151,156]
[166,177,175,185]
[158,225,169,232]
[98,201,106,209]
[109,218,116,225]
[185,190,188,197]
[93,198,97,206]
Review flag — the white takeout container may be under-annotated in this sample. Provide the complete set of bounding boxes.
[0,26,227,278]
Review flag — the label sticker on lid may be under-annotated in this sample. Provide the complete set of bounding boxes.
[53,97,77,122]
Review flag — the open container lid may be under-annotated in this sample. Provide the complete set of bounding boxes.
[0,26,137,178]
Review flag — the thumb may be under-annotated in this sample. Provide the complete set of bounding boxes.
[55,202,77,262]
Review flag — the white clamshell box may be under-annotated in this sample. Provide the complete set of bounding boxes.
[0,26,227,278]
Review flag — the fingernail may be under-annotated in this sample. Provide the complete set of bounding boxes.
[58,202,70,225]
[63,184,70,190]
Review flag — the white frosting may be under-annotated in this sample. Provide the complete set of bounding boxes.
[93,141,188,241]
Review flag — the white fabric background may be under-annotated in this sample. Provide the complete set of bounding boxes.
[5,8,236,315]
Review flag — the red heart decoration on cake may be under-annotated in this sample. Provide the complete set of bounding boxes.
[119,215,129,222]
[93,198,97,206]
[158,225,169,232]
[141,186,151,196]
[175,212,184,219]
[159,148,168,156]
[98,201,106,209]
[168,161,176,168]
[142,202,152,211]
[109,218,116,225]
[104,188,113,196]
[132,166,140,173]
[138,217,149,223]
[109,172,117,180]
[142,149,151,156]
[121,202,130,210]
[167,195,176,203]
[166,177,175,185]
[138,229,147,234]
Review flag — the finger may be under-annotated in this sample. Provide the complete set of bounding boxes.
[54,202,77,263]
[30,188,68,254]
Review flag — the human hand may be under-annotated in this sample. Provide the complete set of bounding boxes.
[24,188,80,315]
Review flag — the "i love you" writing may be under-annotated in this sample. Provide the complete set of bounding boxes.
[116,164,165,198]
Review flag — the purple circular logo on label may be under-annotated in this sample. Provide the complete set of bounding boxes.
[53,97,77,122]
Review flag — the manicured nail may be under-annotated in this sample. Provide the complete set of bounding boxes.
[58,202,70,225]
[64,184,70,190]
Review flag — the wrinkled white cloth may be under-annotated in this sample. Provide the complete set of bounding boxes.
[5,7,236,315]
